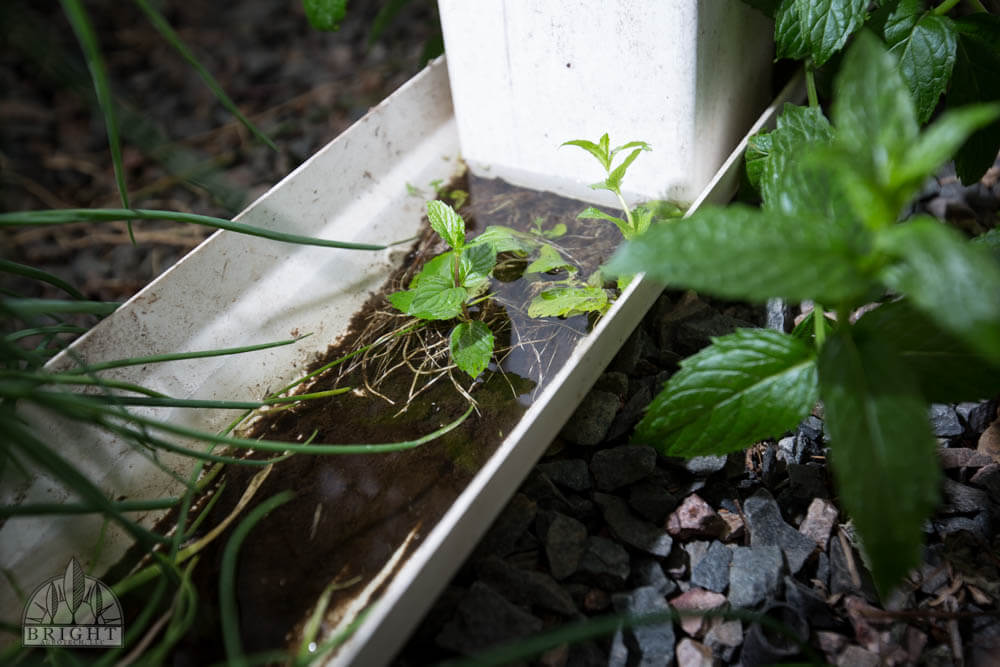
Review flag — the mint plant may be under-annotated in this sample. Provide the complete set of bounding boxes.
[562,134,654,240]
[744,0,1000,183]
[608,33,1000,595]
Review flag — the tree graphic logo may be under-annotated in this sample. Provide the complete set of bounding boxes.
[21,557,123,648]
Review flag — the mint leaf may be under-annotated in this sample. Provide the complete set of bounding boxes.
[891,14,957,124]
[895,104,1000,190]
[408,285,466,321]
[878,217,1000,364]
[450,320,494,379]
[949,15,1000,183]
[761,105,833,212]
[870,0,921,48]
[409,252,456,291]
[470,225,534,255]
[631,207,653,238]
[819,330,940,596]
[525,244,575,275]
[775,0,809,61]
[634,329,818,457]
[610,140,651,160]
[579,207,628,236]
[527,287,608,318]
[796,0,867,67]
[607,204,873,305]
[461,243,497,283]
[606,147,645,191]
[387,289,414,313]
[744,131,773,193]
[302,0,347,31]
[427,200,465,249]
[833,32,918,184]
[562,136,610,171]
[854,300,1000,402]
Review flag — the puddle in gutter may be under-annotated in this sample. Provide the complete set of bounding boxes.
[174,174,625,660]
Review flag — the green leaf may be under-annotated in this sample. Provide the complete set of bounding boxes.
[891,13,957,124]
[470,225,535,255]
[974,227,1000,262]
[818,329,940,596]
[741,0,781,18]
[877,217,1000,364]
[302,0,348,31]
[525,244,575,275]
[606,147,644,191]
[461,243,497,283]
[408,285,467,321]
[833,31,919,183]
[450,320,494,379]
[775,0,809,61]
[610,141,651,160]
[761,105,833,212]
[578,206,630,237]
[562,136,611,171]
[949,14,1000,183]
[796,0,867,67]
[744,131,773,193]
[606,204,874,305]
[634,329,818,457]
[630,207,653,238]
[854,299,1000,402]
[870,0,922,48]
[427,200,465,249]
[527,287,608,318]
[387,289,414,313]
[895,104,1000,189]
[409,252,455,290]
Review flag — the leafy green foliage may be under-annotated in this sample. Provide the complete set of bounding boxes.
[633,329,819,457]
[949,13,1000,182]
[302,0,348,31]
[615,34,1000,595]
[527,286,609,319]
[775,0,866,66]
[450,321,494,379]
[891,13,957,123]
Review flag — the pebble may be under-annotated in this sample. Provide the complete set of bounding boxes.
[594,493,674,557]
[669,587,728,637]
[476,556,578,616]
[560,389,619,446]
[798,497,839,550]
[675,637,713,667]
[690,540,731,593]
[536,459,592,492]
[627,481,679,523]
[666,494,728,540]
[590,445,656,490]
[743,488,817,573]
[728,545,784,608]
[434,581,543,655]
[928,403,964,437]
[543,512,588,580]
[577,536,630,588]
[611,586,675,667]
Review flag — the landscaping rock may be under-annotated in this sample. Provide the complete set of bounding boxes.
[787,462,828,500]
[628,481,679,523]
[743,488,816,573]
[929,403,964,438]
[799,497,839,550]
[630,557,677,597]
[666,493,728,540]
[682,454,728,476]
[543,512,588,580]
[689,540,731,593]
[477,556,578,616]
[669,587,727,637]
[593,371,629,398]
[435,581,543,655]
[740,603,808,666]
[590,445,656,490]
[612,586,676,667]
[474,493,536,559]
[728,545,783,608]
[577,536,630,588]
[939,447,993,469]
[675,637,713,667]
[536,459,592,492]
[703,617,743,662]
[560,389,619,446]
[594,492,673,557]
[957,400,997,435]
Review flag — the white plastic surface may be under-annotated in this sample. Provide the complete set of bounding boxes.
[438,0,774,207]
[0,58,459,629]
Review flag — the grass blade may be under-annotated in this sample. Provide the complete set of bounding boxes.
[131,0,277,151]
[57,0,134,242]
[0,208,387,251]
[0,260,85,300]
[2,298,119,318]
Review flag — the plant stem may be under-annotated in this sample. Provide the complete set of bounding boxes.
[965,0,987,11]
[813,303,826,348]
[805,64,819,109]
[934,0,961,13]
[614,190,634,231]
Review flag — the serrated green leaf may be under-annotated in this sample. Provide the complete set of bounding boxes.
[634,329,818,457]
[302,0,348,31]
[775,0,809,61]
[891,14,957,124]
[610,140,651,160]
[387,289,414,313]
[562,137,610,171]
[630,207,653,238]
[607,204,874,305]
[450,320,494,379]
[819,330,940,596]
[409,252,456,290]
[796,0,867,67]
[461,243,497,283]
[854,299,1000,402]
[878,217,1000,364]
[427,200,466,249]
[949,15,1000,183]
[895,103,1000,189]
[525,244,575,275]
[408,285,467,321]
[578,207,629,236]
[527,287,608,318]
[833,32,919,183]
[761,105,833,211]
[470,225,534,255]
[870,0,922,48]
[744,131,773,193]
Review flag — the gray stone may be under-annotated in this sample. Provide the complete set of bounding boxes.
[578,536,630,587]
[941,477,991,514]
[594,492,674,557]
[630,557,678,597]
[690,541,732,593]
[612,586,676,667]
[608,628,629,667]
[971,463,1000,502]
[683,541,710,570]
[829,533,878,602]
[929,403,964,438]
[544,512,588,580]
[743,488,817,573]
[474,493,536,559]
[628,481,679,523]
[594,370,629,397]
[728,546,783,608]
[435,582,543,655]
[590,445,657,490]
[787,463,828,500]
[797,415,826,443]
[560,389,619,446]
[703,618,743,662]
[607,384,652,441]
[741,603,808,666]
[684,454,728,476]
[477,556,578,616]
[610,327,657,375]
[674,311,753,355]
[837,645,880,667]
[784,576,836,629]
[536,459,592,492]
[957,400,997,435]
